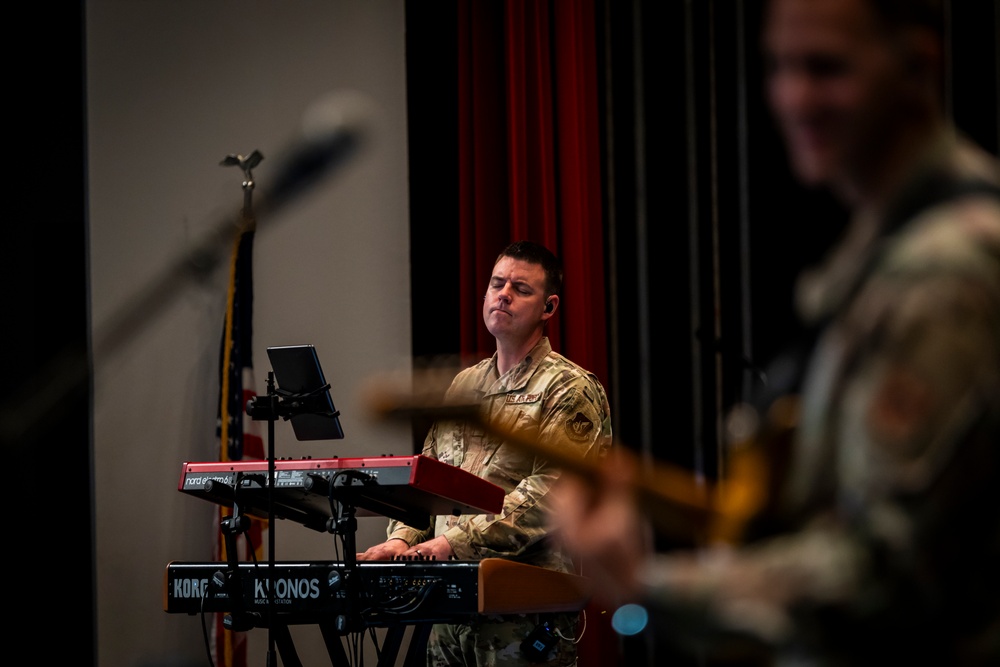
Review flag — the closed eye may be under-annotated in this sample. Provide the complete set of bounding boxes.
[489,278,535,295]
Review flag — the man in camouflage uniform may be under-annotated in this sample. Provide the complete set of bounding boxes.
[359,240,613,667]
[551,1,1000,665]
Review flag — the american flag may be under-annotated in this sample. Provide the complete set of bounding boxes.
[212,203,267,667]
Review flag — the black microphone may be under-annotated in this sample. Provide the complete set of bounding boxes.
[92,90,374,359]
[0,91,374,446]
[259,90,373,213]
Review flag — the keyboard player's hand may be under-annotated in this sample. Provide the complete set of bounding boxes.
[357,537,409,561]
[398,534,454,561]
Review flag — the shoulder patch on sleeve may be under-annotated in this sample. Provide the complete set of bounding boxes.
[866,366,935,451]
[564,412,596,442]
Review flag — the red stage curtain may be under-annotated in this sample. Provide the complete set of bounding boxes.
[457,0,608,390]
[456,2,616,664]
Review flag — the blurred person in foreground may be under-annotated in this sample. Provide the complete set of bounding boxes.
[550,0,1000,665]
[359,240,613,666]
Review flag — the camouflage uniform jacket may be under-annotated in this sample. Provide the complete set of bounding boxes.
[387,336,612,573]
[641,130,1000,665]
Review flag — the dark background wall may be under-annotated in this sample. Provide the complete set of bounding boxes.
[6,0,93,661]
[598,0,998,485]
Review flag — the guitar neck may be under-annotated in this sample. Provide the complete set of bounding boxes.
[475,416,717,540]
[368,387,797,545]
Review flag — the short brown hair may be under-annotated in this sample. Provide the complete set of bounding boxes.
[496,240,564,296]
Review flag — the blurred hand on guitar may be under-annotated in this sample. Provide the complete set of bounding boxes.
[548,446,650,607]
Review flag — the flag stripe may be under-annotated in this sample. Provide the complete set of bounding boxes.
[217,232,242,462]
[211,209,265,667]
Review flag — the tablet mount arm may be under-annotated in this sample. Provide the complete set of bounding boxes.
[246,380,340,422]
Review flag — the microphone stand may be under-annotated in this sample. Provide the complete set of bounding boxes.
[245,374,338,665]
[0,96,371,663]
[245,372,280,667]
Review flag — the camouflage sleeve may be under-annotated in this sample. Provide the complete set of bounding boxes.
[384,422,439,545]
[443,373,612,561]
[836,232,1000,495]
[385,521,431,546]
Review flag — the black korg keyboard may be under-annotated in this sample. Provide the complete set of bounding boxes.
[165,559,482,625]
[164,557,590,622]
[165,557,591,667]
